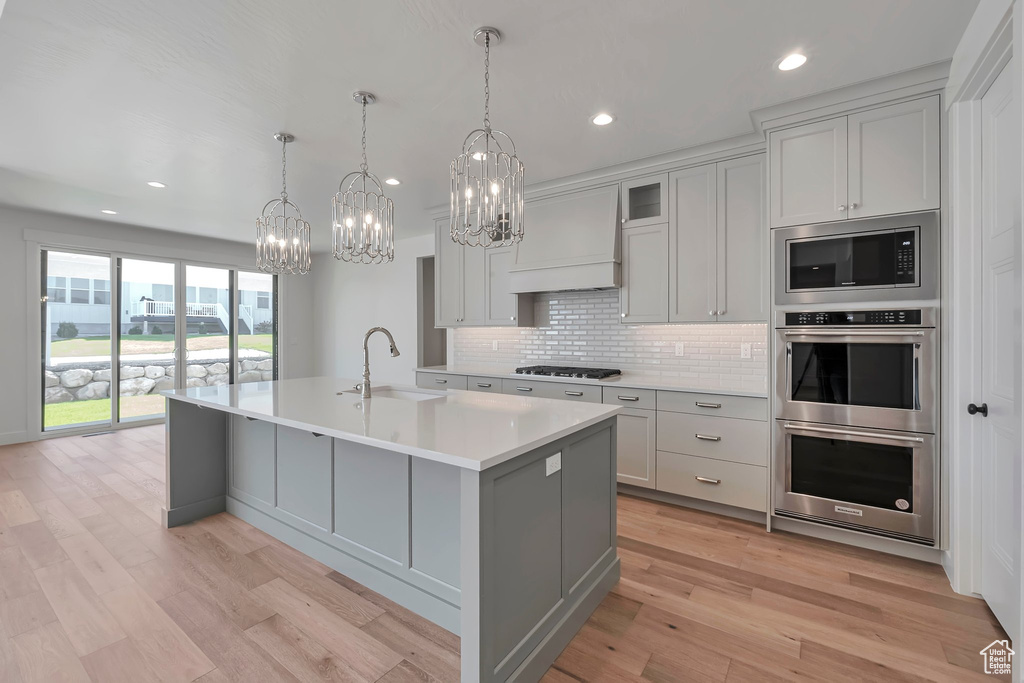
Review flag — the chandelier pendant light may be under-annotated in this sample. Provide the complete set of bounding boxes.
[333,92,395,264]
[256,133,312,275]
[450,27,525,248]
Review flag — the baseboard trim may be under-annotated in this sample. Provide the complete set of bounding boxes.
[163,495,225,528]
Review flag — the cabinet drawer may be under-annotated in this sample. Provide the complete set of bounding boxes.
[657,390,766,421]
[657,413,767,466]
[540,382,602,403]
[602,387,656,410]
[417,373,467,390]
[657,452,766,512]
[468,376,501,393]
[502,378,547,396]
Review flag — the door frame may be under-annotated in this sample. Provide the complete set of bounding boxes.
[944,3,1020,634]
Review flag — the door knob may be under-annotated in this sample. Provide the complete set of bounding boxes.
[967,403,988,417]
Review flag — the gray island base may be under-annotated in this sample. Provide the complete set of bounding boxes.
[163,378,621,682]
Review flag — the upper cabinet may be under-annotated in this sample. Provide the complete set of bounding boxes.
[769,95,939,228]
[621,173,669,229]
[485,247,533,326]
[623,154,766,324]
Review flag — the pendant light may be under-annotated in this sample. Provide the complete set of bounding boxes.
[256,133,312,275]
[333,92,395,264]
[450,27,524,248]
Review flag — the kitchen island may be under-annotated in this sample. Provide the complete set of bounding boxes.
[162,376,621,682]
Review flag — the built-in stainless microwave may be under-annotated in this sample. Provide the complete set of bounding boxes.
[774,212,939,305]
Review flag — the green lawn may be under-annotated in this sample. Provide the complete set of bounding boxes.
[50,334,273,357]
[44,395,167,429]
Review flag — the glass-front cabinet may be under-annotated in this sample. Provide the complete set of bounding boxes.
[620,173,668,229]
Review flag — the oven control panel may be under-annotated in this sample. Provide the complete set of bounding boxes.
[785,310,923,326]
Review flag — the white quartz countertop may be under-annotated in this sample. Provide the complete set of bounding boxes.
[416,365,768,398]
[163,376,620,471]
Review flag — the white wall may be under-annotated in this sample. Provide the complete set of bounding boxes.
[0,204,314,445]
[312,231,435,386]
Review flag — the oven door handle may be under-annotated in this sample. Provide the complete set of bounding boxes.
[782,330,925,337]
[782,423,924,444]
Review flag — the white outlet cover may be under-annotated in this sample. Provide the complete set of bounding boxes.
[674,342,685,357]
[740,343,752,359]
[546,452,562,476]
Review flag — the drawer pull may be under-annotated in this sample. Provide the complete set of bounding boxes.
[434,378,448,384]
[516,387,533,392]
[564,391,584,397]
[312,432,325,438]
[476,382,492,388]
[695,434,722,442]
[695,476,721,485]
[695,401,722,409]
[617,395,640,401]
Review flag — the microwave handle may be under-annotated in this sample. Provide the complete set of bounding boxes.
[782,423,924,444]
[783,330,925,337]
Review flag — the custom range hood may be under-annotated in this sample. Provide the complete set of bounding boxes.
[508,184,621,292]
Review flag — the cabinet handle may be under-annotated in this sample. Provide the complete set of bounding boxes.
[621,313,626,318]
[435,378,447,384]
[510,316,515,321]
[516,387,533,392]
[695,401,722,409]
[695,434,722,442]
[565,391,584,397]
[312,432,325,438]
[717,310,725,316]
[621,218,626,224]
[708,310,714,316]
[617,395,640,401]
[695,476,721,485]
[476,382,492,388]
[838,204,846,211]
[849,202,858,209]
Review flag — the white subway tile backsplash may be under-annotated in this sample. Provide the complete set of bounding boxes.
[453,290,767,393]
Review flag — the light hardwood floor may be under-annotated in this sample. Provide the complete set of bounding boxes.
[0,425,1009,682]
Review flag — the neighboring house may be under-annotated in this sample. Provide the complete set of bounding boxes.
[45,253,272,338]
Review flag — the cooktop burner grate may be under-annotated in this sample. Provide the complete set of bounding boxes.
[514,365,622,379]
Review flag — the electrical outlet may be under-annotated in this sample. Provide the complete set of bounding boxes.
[492,340,499,351]
[546,452,562,476]
[674,342,685,357]
[740,343,752,359]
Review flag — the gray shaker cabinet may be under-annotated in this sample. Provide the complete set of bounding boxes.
[668,164,717,323]
[619,223,669,323]
[614,406,657,489]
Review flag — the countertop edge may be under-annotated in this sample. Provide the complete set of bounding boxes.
[415,366,768,399]
[163,391,621,471]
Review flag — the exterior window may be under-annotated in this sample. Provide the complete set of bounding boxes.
[93,279,110,305]
[186,286,197,303]
[70,277,90,304]
[152,284,173,301]
[47,276,67,303]
[257,291,270,309]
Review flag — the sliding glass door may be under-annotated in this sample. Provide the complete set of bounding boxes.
[41,248,277,434]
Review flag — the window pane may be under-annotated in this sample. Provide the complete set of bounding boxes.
[44,251,111,431]
[70,277,89,289]
[93,279,109,291]
[238,271,275,383]
[93,291,111,305]
[185,266,231,389]
[119,259,175,422]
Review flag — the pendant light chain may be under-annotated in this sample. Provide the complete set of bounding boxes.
[280,135,288,202]
[360,96,369,173]
[483,32,490,132]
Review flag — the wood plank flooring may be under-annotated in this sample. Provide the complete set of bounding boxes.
[0,426,1009,682]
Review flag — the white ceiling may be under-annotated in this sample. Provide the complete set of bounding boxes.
[0,0,977,248]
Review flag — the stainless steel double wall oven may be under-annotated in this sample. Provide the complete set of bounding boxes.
[772,212,939,545]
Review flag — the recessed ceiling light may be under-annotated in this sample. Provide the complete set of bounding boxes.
[147,181,166,188]
[384,178,401,186]
[592,113,615,126]
[778,53,807,71]
[101,209,118,215]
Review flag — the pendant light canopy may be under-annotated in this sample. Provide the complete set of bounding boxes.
[333,92,395,264]
[450,27,524,248]
[256,133,312,275]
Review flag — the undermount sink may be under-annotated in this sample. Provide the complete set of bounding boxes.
[342,386,443,402]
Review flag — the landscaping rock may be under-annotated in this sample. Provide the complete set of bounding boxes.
[75,381,109,401]
[240,360,259,372]
[45,386,74,404]
[44,370,59,387]
[206,363,228,375]
[93,369,112,382]
[186,365,208,378]
[206,374,228,386]
[186,377,207,387]
[119,377,156,396]
[121,366,145,379]
[256,359,273,371]
[153,377,175,392]
[261,371,274,381]
[238,370,262,383]
[59,368,93,388]
[144,366,165,379]
[166,367,175,378]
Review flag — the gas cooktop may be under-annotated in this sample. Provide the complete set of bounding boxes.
[514,365,622,380]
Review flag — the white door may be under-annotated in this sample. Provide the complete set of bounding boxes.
[620,224,668,324]
[848,96,940,219]
[716,155,767,322]
[769,116,848,228]
[978,60,1021,645]
[668,164,716,323]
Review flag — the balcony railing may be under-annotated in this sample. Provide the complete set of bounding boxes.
[130,301,254,332]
